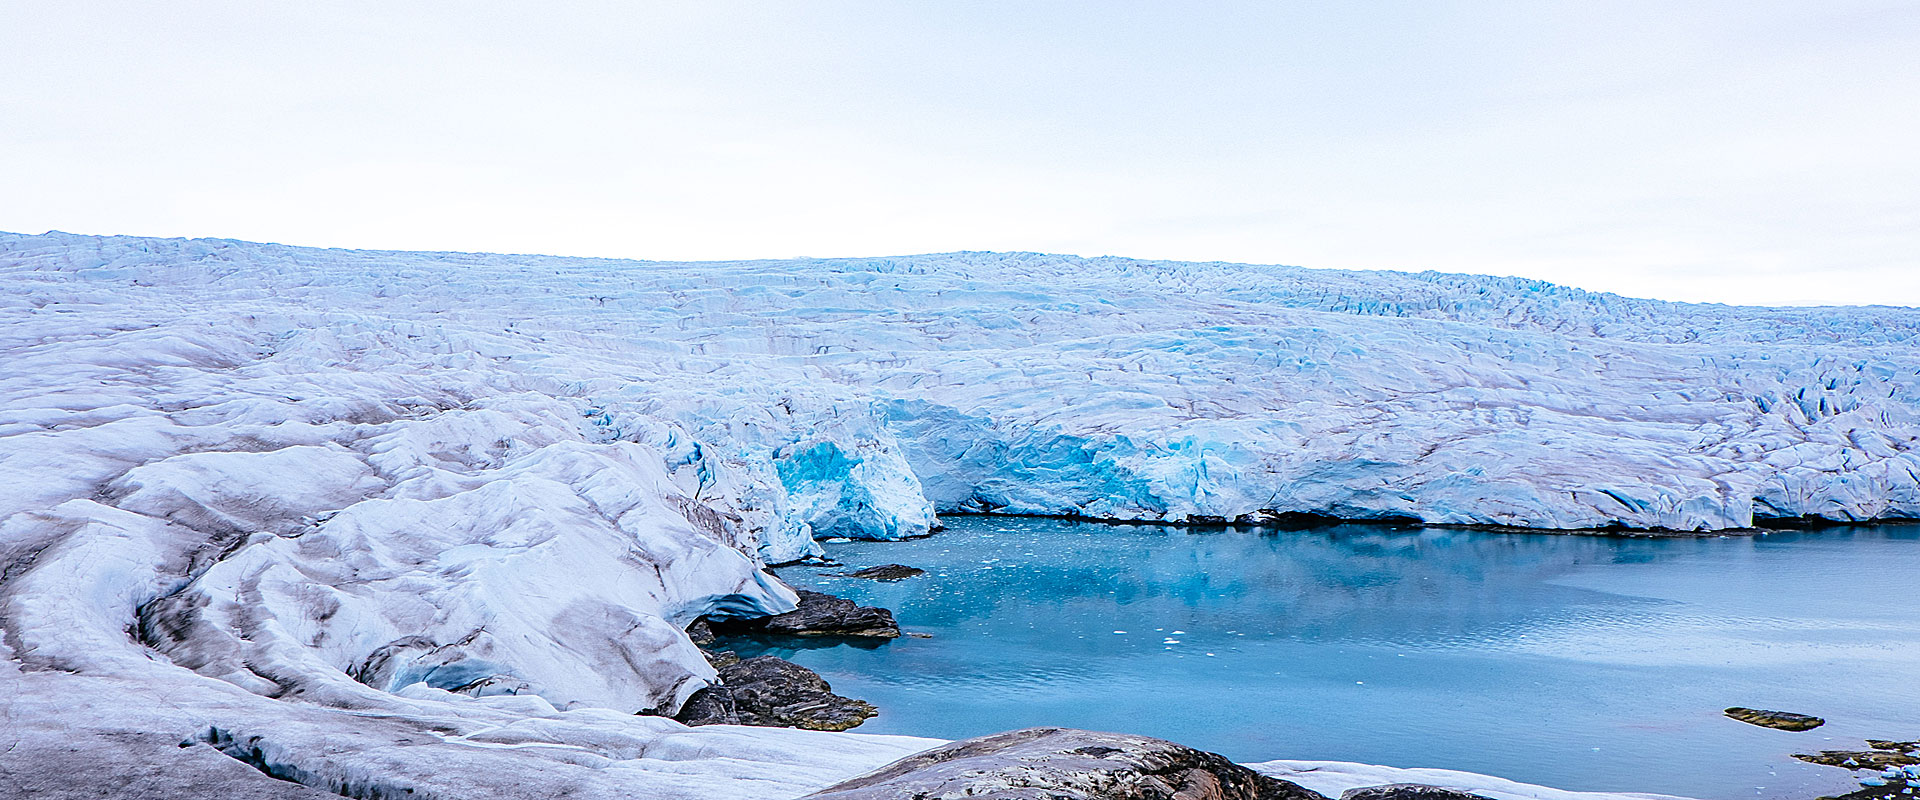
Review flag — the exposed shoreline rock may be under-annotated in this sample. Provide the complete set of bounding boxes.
[1794,738,1920,800]
[1724,706,1825,731]
[676,590,892,732]
[685,617,718,647]
[1796,746,1920,771]
[803,726,1327,800]
[707,589,900,639]
[675,655,877,732]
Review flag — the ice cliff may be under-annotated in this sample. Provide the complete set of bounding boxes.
[1,230,1912,797]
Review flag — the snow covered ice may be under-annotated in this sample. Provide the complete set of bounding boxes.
[2,230,1915,797]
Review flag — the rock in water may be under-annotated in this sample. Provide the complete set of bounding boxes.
[1793,750,1920,770]
[675,656,877,731]
[1725,707,1825,731]
[710,589,900,638]
[1341,785,1494,800]
[804,727,1327,800]
[1792,739,1920,800]
[831,564,926,581]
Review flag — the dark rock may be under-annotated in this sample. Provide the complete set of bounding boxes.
[1341,784,1494,800]
[701,648,740,669]
[1816,779,1914,800]
[803,726,1327,800]
[1793,736,1920,799]
[685,617,716,646]
[1794,750,1920,770]
[709,589,899,639]
[676,655,877,732]
[829,564,925,581]
[1725,707,1825,731]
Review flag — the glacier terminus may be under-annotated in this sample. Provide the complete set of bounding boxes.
[1,230,1915,799]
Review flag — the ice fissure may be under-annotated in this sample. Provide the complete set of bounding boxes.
[189,726,439,800]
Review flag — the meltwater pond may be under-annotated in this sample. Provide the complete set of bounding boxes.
[751,517,1920,800]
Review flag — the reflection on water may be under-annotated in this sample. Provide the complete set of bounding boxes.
[749,518,1920,800]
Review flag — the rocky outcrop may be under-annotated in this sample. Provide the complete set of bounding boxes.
[675,656,877,732]
[1795,748,1920,770]
[707,589,900,639]
[1340,785,1492,800]
[1724,706,1824,731]
[676,587,890,731]
[1796,740,1920,800]
[699,648,740,669]
[803,727,1327,800]
[830,564,926,581]
[685,617,717,646]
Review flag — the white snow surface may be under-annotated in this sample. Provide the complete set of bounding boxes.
[6,230,1914,796]
[1248,761,1694,800]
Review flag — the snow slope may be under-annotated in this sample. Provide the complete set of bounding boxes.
[2,230,1914,797]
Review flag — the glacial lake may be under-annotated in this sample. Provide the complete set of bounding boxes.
[748,516,1920,800]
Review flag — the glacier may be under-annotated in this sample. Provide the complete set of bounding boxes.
[1,229,1915,798]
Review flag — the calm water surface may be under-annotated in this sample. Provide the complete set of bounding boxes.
[747,517,1920,800]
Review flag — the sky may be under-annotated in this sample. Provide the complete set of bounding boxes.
[3,1,1916,306]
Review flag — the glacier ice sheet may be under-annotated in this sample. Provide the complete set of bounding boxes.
[5,230,1915,797]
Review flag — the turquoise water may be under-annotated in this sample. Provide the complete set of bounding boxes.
[747,517,1920,800]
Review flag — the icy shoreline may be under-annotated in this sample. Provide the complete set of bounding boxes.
[909,508,1910,545]
[4,231,1914,797]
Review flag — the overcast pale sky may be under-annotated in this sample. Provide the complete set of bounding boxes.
[4,2,1916,306]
